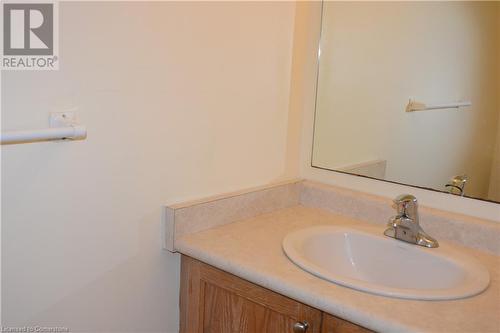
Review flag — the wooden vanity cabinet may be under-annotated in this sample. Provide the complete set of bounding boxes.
[320,314,373,333]
[180,255,372,333]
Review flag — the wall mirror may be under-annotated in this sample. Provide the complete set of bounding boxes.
[312,1,500,203]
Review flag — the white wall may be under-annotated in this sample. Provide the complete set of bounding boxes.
[295,2,500,221]
[1,2,297,331]
[312,2,500,200]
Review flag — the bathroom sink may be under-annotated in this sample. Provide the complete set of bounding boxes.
[282,225,490,300]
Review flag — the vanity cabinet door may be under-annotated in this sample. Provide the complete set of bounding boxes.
[320,313,373,333]
[180,255,322,333]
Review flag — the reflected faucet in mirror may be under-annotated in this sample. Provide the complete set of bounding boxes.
[446,175,468,196]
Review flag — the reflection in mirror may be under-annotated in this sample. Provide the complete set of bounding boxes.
[312,1,500,203]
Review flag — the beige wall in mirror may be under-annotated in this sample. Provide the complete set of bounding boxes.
[312,1,500,202]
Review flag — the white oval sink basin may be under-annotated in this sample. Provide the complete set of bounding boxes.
[282,225,490,300]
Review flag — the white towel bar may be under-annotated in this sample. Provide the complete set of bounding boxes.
[1,126,87,144]
[1,112,87,145]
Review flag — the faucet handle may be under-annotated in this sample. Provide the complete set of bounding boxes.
[393,194,417,216]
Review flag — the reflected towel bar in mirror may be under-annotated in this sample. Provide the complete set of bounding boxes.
[406,99,472,112]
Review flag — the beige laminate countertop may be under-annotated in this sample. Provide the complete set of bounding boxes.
[175,205,500,333]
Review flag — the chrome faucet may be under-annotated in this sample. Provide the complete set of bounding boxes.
[384,194,439,248]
